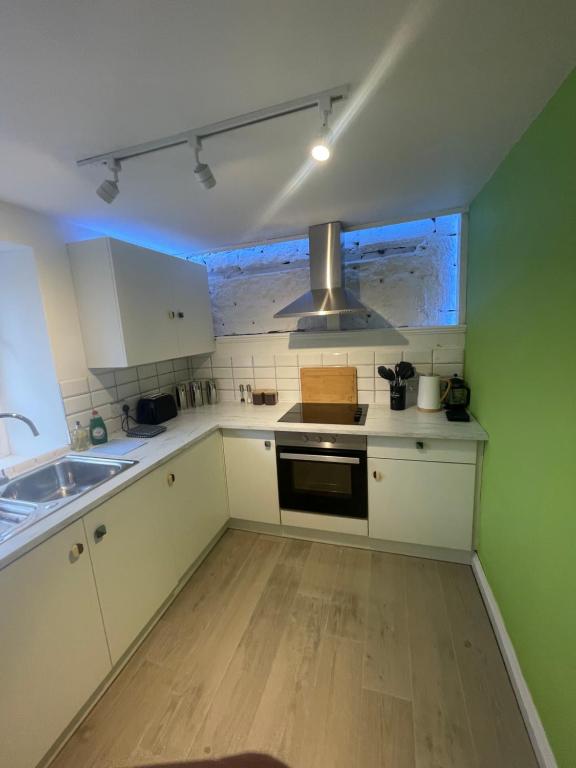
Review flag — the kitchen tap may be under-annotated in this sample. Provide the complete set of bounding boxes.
[0,413,40,436]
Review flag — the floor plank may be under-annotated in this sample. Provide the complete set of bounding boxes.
[356,689,416,768]
[405,557,478,768]
[439,561,538,768]
[363,550,412,701]
[189,539,312,758]
[326,546,371,641]
[49,532,538,768]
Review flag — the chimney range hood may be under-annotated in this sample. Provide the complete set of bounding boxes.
[273,222,368,318]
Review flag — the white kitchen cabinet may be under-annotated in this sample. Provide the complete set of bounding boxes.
[167,431,229,579]
[0,520,111,768]
[368,457,475,550]
[223,429,280,524]
[68,237,214,368]
[83,467,179,663]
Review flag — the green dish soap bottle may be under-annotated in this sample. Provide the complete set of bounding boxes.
[89,409,108,445]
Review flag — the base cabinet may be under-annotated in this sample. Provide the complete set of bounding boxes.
[167,430,229,579]
[223,429,280,524]
[368,457,475,550]
[83,468,179,664]
[0,520,111,768]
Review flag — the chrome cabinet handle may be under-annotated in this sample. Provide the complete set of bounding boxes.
[416,441,424,450]
[372,470,382,481]
[264,441,271,449]
[168,310,176,319]
[167,472,176,486]
[94,524,107,541]
[279,452,360,465]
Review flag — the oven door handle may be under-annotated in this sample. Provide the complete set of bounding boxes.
[278,452,360,465]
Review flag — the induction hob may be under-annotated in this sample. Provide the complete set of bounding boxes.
[278,402,369,426]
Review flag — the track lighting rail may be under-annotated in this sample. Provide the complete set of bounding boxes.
[77,84,349,168]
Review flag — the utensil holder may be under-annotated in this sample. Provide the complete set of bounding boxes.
[390,384,406,411]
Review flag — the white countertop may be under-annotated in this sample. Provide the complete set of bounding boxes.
[0,402,487,570]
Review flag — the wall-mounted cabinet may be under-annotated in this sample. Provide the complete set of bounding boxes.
[68,238,214,368]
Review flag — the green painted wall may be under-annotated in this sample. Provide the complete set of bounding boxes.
[466,68,576,765]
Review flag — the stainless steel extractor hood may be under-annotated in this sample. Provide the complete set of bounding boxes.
[273,222,368,318]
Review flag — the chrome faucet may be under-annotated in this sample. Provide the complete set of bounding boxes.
[0,413,40,437]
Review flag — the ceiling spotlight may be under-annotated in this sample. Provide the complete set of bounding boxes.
[310,99,332,162]
[189,136,216,190]
[96,159,121,203]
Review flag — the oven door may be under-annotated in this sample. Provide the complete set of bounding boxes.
[276,446,367,519]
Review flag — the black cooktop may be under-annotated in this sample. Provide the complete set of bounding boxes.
[278,402,369,426]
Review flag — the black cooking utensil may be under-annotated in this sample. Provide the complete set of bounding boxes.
[377,366,396,382]
[398,361,415,381]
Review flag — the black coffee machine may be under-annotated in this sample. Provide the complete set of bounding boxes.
[444,374,471,422]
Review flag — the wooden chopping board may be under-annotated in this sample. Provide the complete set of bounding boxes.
[300,367,358,404]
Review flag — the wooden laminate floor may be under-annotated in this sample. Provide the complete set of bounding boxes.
[50,531,537,768]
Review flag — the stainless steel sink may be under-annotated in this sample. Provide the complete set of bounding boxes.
[0,455,137,543]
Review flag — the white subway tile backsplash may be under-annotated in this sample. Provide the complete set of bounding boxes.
[297,352,322,366]
[87,371,116,391]
[91,387,117,407]
[252,352,275,367]
[348,350,375,365]
[375,377,391,391]
[191,354,212,370]
[233,366,254,378]
[117,381,140,400]
[234,378,254,389]
[172,357,189,373]
[219,389,237,402]
[139,375,159,392]
[254,378,276,389]
[64,394,92,415]
[278,390,298,402]
[156,360,174,375]
[414,363,433,376]
[374,351,402,364]
[215,378,234,390]
[354,364,373,378]
[137,363,157,379]
[158,372,175,388]
[277,379,299,391]
[66,410,93,432]
[212,366,232,378]
[60,378,89,398]
[358,390,375,403]
[375,390,391,405]
[275,352,298,366]
[433,363,464,378]
[405,348,433,364]
[104,416,122,435]
[252,366,275,378]
[276,367,298,379]
[322,352,348,366]
[432,347,465,364]
[93,403,112,420]
[115,367,138,385]
[358,377,374,391]
[231,352,253,368]
[211,353,232,367]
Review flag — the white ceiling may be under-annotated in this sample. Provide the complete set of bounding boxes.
[0,0,574,253]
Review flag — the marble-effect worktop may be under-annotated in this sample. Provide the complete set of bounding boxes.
[0,402,487,570]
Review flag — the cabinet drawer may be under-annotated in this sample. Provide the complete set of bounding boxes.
[367,437,476,464]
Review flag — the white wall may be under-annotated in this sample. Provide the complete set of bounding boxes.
[0,245,68,456]
[0,201,91,382]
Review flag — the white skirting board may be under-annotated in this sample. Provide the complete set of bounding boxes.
[471,554,557,768]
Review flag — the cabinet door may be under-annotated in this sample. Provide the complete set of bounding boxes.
[0,521,111,768]
[111,240,180,365]
[368,458,475,550]
[223,430,280,524]
[168,431,229,579]
[169,257,215,357]
[83,468,178,663]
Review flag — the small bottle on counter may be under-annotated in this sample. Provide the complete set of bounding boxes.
[71,421,90,451]
[246,384,253,404]
[89,410,108,445]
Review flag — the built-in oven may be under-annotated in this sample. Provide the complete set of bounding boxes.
[275,431,367,519]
